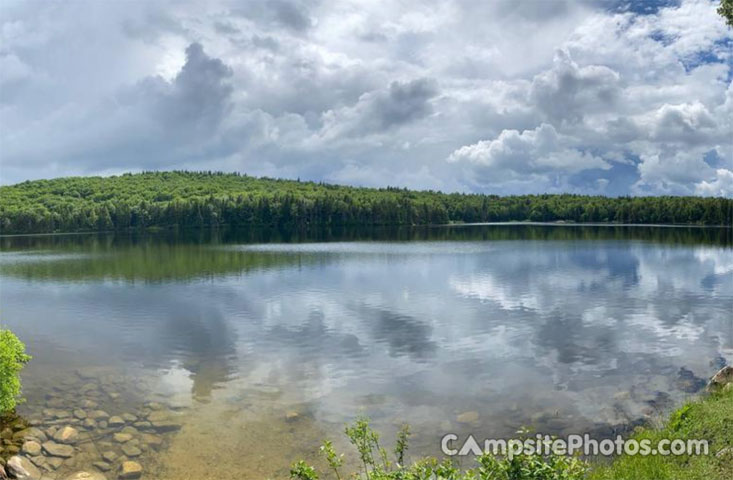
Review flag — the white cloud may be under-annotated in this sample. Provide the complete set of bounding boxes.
[695,169,733,197]
[0,0,730,196]
[529,49,621,124]
[646,101,718,144]
[636,150,710,193]
[448,123,609,190]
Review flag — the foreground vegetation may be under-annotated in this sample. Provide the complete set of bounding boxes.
[0,328,31,414]
[589,385,733,480]
[1,171,731,234]
[296,386,733,480]
[291,419,588,480]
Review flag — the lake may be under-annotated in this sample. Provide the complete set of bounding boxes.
[0,224,731,478]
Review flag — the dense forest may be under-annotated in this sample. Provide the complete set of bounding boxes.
[0,171,731,234]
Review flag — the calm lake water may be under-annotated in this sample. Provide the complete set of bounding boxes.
[1,224,731,478]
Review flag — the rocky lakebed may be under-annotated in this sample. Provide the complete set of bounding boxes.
[0,368,187,480]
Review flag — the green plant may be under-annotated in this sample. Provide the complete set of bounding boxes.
[320,440,344,480]
[394,424,410,466]
[291,417,588,480]
[589,387,733,480]
[291,460,319,480]
[719,0,733,27]
[0,328,31,414]
[345,416,379,479]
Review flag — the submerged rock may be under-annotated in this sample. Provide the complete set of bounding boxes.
[107,417,125,428]
[120,444,141,458]
[146,411,181,432]
[675,367,706,393]
[20,441,41,457]
[12,428,47,443]
[88,411,109,421]
[140,433,162,449]
[3,445,19,456]
[64,472,107,480]
[112,433,132,444]
[456,411,479,424]
[121,414,137,423]
[6,456,42,480]
[53,426,79,444]
[100,451,117,463]
[42,441,75,458]
[46,457,63,470]
[118,461,143,479]
[92,461,112,472]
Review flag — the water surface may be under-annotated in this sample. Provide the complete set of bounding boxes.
[1,225,731,478]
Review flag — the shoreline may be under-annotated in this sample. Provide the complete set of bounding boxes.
[1,220,730,239]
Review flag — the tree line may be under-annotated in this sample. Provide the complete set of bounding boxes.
[0,171,730,234]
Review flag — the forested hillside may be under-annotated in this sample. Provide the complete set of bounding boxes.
[0,171,730,234]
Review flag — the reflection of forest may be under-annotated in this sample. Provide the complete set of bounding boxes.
[0,241,310,282]
[0,224,730,283]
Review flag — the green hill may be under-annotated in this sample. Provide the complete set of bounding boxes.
[0,171,730,234]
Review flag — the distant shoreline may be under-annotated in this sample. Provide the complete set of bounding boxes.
[1,220,730,239]
[442,221,733,229]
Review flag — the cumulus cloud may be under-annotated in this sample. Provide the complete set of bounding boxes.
[157,42,234,131]
[695,169,733,196]
[234,0,313,33]
[636,150,712,193]
[529,50,621,124]
[319,78,439,140]
[0,0,731,196]
[1,41,238,174]
[448,123,610,190]
[647,102,718,144]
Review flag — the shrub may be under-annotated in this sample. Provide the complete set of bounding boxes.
[0,328,31,414]
[291,417,588,480]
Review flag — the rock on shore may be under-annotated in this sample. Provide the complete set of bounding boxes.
[706,365,733,393]
[6,456,41,480]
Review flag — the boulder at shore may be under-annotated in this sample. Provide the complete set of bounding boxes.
[706,365,733,393]
[6,456,41,480]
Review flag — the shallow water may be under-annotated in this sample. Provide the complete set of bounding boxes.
[1,225,731,478]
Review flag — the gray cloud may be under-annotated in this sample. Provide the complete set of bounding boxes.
[0,0,731,196]
[319,78,439,139]
[157,42,234,131]
[529,50,621,124]
[233,0,313,33]
[377,79,440,129]
[1,41,238,175]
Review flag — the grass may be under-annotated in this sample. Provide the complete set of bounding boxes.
[588,387,733,480]
[292,386,733,480]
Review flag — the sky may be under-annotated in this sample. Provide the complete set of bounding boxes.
[0,0,731,196]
